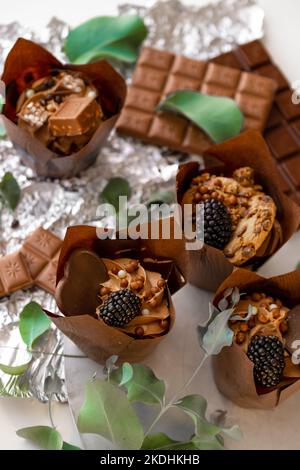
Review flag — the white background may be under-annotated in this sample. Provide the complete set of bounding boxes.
[0,0,300,450]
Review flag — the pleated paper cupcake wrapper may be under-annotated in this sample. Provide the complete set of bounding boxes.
[176,130,300,292]
[1,38,126,179]
[47,221,186,365]
[212,267,300,409]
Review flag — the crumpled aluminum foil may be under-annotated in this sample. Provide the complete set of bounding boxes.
[0,0,264,402]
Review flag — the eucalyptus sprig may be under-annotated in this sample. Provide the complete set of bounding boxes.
[14,293,242,450]
[75,290,242,451]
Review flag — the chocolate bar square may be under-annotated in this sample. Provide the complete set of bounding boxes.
[212,39,300,204]
[117,47,277,155]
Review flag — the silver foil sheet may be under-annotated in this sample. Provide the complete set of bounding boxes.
[0,0,264,402]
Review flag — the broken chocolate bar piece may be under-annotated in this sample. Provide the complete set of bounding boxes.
[49,96,103,137]
[0,227,62,298]
[211,40,300,205]
[117,47,277,154]
[21,227,62,295]
[0,252,32,296]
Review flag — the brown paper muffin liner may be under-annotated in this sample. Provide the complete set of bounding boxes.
[176,130,300,292]
[212,267,300,409]
[1,38,127,179]
[48,222,186,364]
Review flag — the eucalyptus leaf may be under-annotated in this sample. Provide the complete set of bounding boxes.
[175,394,220,437]
[77,378,144,450]
[99,177,131,212]
[62,441,82,450]
[119,362,134,387]
[220,424,243,441]
[157,91,243,143]
[142,433,197,450]
[64,15,147,64]
[104,355,119,377]
[218,297,228,311]
[112,364,165,405]
[0,172,20,211]
[231,286,241,305]
[198,308,234,356]
[192,434,224,450]
[0,359,31,376]
[231,303,257,322]
[16,426,63,450]
[19,301,51,348]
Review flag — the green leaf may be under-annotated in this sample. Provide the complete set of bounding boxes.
[146,190,175,207]
[104,355,119,377]
[192,434,224,450]
[220,424,243,441]
[62,441,82,450]
[198,308,234,356]
[296,261,300,270]
[19,301,51,348]
[119,362,134,387]
[0,172,20,211]
[99,177,131,212]
[175,394,220,437]
[157,91,244,143]
[0,360,31,376]
[142,433,197,450]
[16,426,63,450]
[64,15,147,64]
[77,378,144,450]
[112,364,165,405]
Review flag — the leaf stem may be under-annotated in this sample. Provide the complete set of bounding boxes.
[144,354,208,437]
[0,345,86,359]
[48,395,55,429]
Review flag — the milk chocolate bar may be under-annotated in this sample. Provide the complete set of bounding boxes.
[117,47,277,154]
[211,40,300,204]
[0,227,62,298]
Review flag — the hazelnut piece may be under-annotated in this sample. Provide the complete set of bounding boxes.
[272,308,281,319]
[157,279,165,288]
[280,321,288,334]
[100,286,110,296]
[240,323,249,332]
[251,292,261,301]
[135,327,145,337]
[236,332,246,344]
[120,279,129,288]
[258,311,269,324]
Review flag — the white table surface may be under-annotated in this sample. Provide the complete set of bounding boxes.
[0,0,300,450]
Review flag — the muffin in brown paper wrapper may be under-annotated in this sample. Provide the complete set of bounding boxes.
[176,130,300,292]
[47,222,186,365]
[212,267,300,409]
[1,38,126,179]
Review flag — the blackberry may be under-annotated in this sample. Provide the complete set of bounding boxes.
[99,289,141,327]
[197,199,232,250]
[247,335,285,388]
